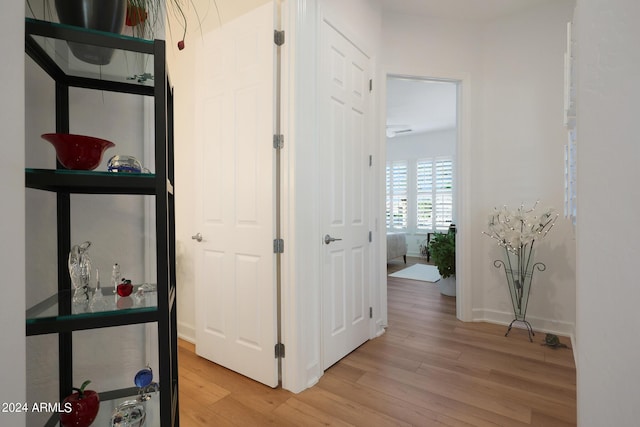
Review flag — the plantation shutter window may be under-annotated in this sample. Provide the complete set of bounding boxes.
[386,161,408,229]
[416,157,453,231]
[416,161,433,230]
[434,159,453,230]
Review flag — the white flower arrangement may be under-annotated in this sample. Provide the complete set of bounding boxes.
[483,201,558,339]
[483,201,558,254]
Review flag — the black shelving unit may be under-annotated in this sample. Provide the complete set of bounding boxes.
[25,18,178,426]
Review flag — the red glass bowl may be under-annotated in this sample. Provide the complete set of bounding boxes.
[41,133,116,170]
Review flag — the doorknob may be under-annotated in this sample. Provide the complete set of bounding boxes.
[324,234,342,245]
[191,233,203,242]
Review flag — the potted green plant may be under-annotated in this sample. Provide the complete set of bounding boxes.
[429,229,456,296]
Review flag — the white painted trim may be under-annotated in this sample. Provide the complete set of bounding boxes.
[456,73,473,322]
[472,308,576,339]
[369,55,386,339]
[177,322,196,344]
[379,69,473,323]
[472,270,576,362]
[280,0,299,393]
[376,77,390,328]
[280,0,322,394]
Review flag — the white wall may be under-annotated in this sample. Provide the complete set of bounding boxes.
[381,0,576,336]
[387,130,456,161]
[575,0,640,425]
[0,3,25,426]
[477,1,577,336]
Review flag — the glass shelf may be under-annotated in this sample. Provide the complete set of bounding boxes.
[26,286,158,335]
[26,168,158,195]
[26,168,156,178]
[26,18,156,89]
[27,285,157,320]
[25,15,177,424]
[43,387,160,427]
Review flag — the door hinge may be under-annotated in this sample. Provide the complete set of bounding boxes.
[275,343,285,358]
[369,307,373,319]
[273,134,284,149]
[369,155,373,167]
[273,238,284,254]
[369,79,373,92]
[369,231,372,242]
[274,30,285,46]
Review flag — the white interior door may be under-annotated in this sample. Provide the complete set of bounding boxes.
[194,2,278,388]
[320,19,372,369]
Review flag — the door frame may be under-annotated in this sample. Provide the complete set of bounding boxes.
[279,0,383,393]
[378,69,473,322]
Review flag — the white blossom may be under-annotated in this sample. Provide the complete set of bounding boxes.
[484,201,558,254]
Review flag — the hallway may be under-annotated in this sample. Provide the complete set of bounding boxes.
[178,260,576,425]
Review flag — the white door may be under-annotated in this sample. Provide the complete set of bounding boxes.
[194,2,278,387]
[320,19,372,369]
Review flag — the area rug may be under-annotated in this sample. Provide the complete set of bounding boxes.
[389,264,441,282]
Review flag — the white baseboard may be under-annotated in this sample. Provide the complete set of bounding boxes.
[472,308,575,340]
[177,321,196,344]
[375,321,386,337]
[472,309,577,367]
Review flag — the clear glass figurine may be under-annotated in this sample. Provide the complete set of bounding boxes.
[68,241,92,303]
[89,268,110,313]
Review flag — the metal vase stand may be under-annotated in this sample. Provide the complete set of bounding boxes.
[494,248,546,342]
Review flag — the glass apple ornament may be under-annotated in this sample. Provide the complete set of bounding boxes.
[117,278,133,297]
[60,380,100,427]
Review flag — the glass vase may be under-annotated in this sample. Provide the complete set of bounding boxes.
[111,400,146,427]
[494,245,546,341]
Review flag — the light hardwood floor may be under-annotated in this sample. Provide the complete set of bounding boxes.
[178,257,576,426]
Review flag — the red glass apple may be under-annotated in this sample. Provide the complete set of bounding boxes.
[59,380,100,427]
[117,279,133,297]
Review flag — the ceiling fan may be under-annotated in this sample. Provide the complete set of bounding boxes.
[386,124,413,138]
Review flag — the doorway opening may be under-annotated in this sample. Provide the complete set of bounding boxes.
[385,76,459,296]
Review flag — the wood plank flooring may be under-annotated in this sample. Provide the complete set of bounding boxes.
[178,257,576,426]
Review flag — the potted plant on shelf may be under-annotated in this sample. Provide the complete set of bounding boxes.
[429,226,456,296]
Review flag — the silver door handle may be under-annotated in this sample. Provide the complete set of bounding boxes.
[192,233,203,242]
[324,234,342,245]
